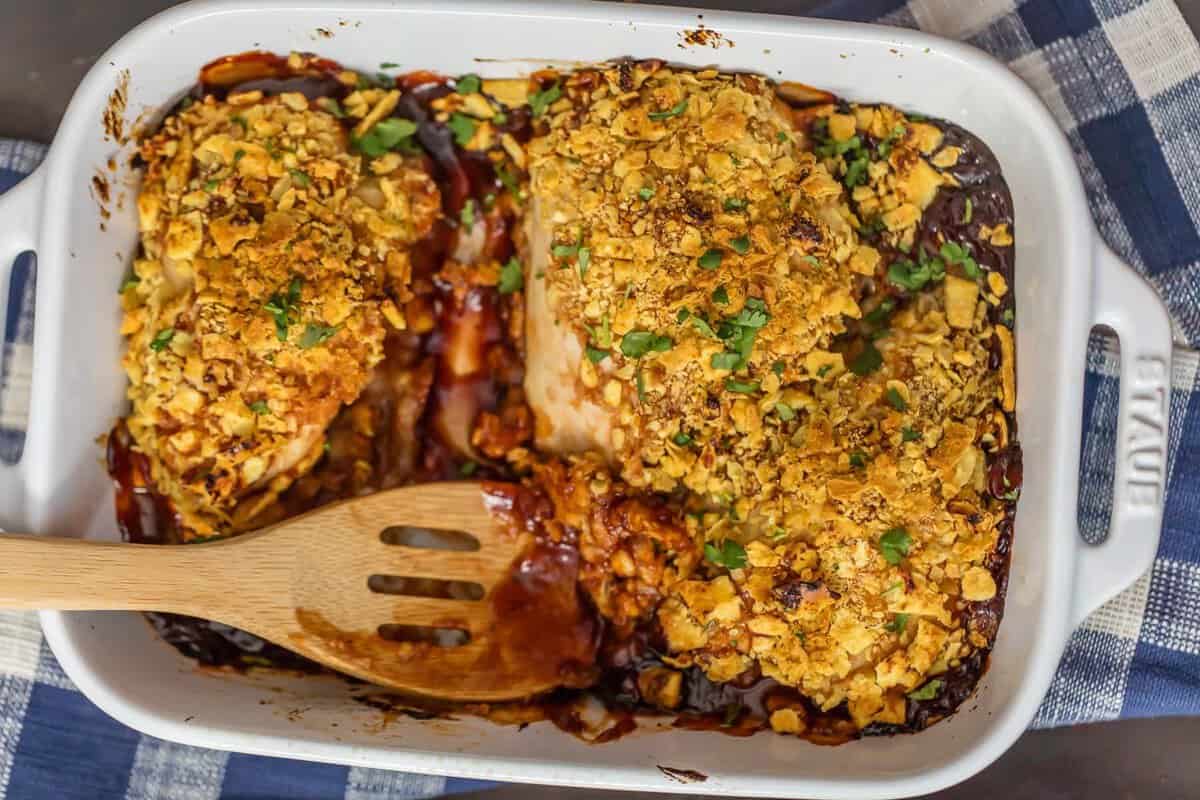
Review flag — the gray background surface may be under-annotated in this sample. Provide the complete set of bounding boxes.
[3,1,1199,798]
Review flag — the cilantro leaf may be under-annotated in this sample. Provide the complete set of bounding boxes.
[878,527,912,565]
[885,613,910,634]
[298,323,338,349]
[907,679,944,701]
[456,74,481,94]
[849,341,883,375]
[528,82,562,117]
[460,198,476,229]
[775,402,796,421]
[447,113,477,147]
[354,117,418,157]
[849,450,868,468]
[730,236,750,255]
[698,249,723,270]
[886,387,908,411]
[704,539,747,569]
[149,328,175,352]
[711,352,742,371]
[621,330,673,358]
[248,400,270,415]
[723,198,746,212]
[288,168,310,187]
[672,431,693,446]
[712,286,730,305]
[498,257,523,294]
[648,99,688,120]
[902,426,922,442]
[725,379,760,394]
[638,186,654,201]
[585,345,609,364]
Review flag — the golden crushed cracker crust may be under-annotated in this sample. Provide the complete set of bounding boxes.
[122,92,438,538]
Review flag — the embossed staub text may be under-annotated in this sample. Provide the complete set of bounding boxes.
[1126,356,1167,507]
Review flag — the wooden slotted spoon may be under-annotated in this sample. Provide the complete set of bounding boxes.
[0,482,571,701]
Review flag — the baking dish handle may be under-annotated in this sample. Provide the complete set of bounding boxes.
[0,165,45,531]
[1071,241,1172,627]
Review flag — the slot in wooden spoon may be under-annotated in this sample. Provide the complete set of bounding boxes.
[0,482,585,701]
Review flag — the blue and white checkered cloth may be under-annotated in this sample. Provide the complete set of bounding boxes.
[2,0,1200,795]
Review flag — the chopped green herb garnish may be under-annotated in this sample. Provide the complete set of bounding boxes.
[118,274,140,293]
[962,197,973,224]
[447,113,477,147]
[621,330,673,358]
[321,99,345,118]
[149,328,175,352]
[492,111,508,125]
[204,179,219,192]
[777,130,788,143]
[379,61,401,69]
[878,527,912,565]
[902,426,922,442]
[672,431,693,447]
[723,197,746,212]
[843,155,869,188]
[635,369,646,402]
[849,450,868,468]
[458,460,479,477]
[585,346,609,364]
[886,387,908,412]
[638,186,654,201]
[775,402,796,421]
[885,613,910,634]
[1002,308,1015,327]
[497,164,522,201]
[725,379,760,394]
[354,117,418,157]
[711,352,742,371]
[888,254,945,292]
[233,148,246,163]
[1003,488,1021,502]
[939,241,981,279]
[498,257,523,294]
[264,276,303,342]
[552,243,578,259]
[704,539,747,569]
[648,99,688,120]
[698,249,723,270]
[248,400,270,415]
[230,114,247,130]
[864,298,896,324]
[880,580,903,596]
[849,341,883,375]
[482,193,496,211]
[687,312,717,339]
[907,680,944,701]
[528,82,562,117]
[712,286,730,305]
[577,247,591,278]
[460,198,476,229]
[299,323,338,349]
[456,73,481,94]
[817,363,833,378]
[772,360,785,377]
[729,236,750,255]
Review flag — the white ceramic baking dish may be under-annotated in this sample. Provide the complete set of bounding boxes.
[0,1,1175,797]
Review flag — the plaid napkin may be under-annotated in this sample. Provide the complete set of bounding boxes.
[2,0,1200,795]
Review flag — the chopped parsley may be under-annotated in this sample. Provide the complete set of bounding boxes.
[777,130,788,143]
[849,450,868,468]
[447,113,477,147]
[455,73,481,94]
[772,360,785,377]
[940,240,981,279]
[585,345,609,364]
[496,165,522,202]
[697,249,723,270]
[907,679,944,701]
[379,61,401,69]
[233,148,246,163]
[711,299,770,370]
[586,313,612,348]
[672,431,693,446]
[492,111,508,125]
[886,387,908,412]
[863,298,895,324]
[620,330,673,358]
[681,310,717,339]
[843,155,869,188]
[711,352,742,371]
[149,328,175,352]
[638,186,654,201]
[712,286,730,305]
[577,247,591,278]
[204,179,219,192]
[729,235,751,255]
[264,276,303,341]
[885,613,910,634]
[528,82,562,117]
[876,123,907,158]
[460,198,476,229]
[817,363,833,378]
[902,426,922,442]
[725,379,760,394]
[118,274,140,293]
[1002,308,1015,327]
[498,257,523,294]
[298,323,338,349]
[248,400,270,415]
[775,402,796,421]
[704,539,747,569]
[354,117,418,157]
[288,168,310,188]
[647,99,688,120]
[635,369,646,402]
[849,341,883,375]
[723,197,746,212]
[878,527,912,565]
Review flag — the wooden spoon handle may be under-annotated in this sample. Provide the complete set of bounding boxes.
[0,534,241,617]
